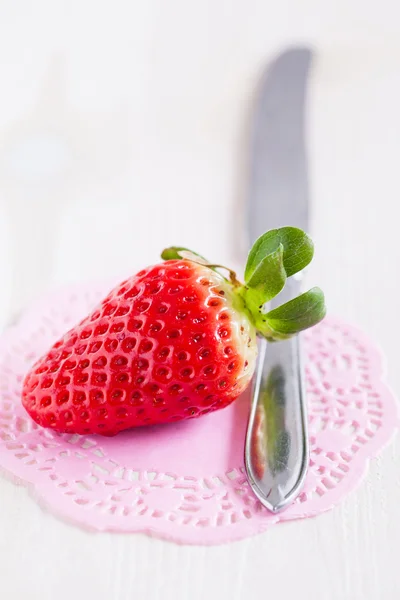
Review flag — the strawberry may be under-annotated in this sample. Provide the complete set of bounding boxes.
[22,227,325,435]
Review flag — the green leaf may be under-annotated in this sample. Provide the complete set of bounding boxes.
[265,287,326,336]
[161,247,208,263]
[245,243,286,306]
[245,227,314,283]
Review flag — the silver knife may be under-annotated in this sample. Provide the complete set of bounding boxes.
[244,47,313,513]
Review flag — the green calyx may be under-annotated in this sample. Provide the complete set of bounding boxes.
[237,227,326,340]
[161,227,326,341]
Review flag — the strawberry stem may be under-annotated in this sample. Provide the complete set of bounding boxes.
[204,264,241,288]
[161,227,326,341]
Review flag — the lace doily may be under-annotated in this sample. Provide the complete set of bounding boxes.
[0,281,397,544]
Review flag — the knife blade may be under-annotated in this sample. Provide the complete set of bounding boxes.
[244,47,313,513]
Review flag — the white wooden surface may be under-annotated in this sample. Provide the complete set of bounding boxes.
[0,2,400,599]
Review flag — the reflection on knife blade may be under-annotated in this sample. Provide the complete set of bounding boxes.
[250,364,291,480]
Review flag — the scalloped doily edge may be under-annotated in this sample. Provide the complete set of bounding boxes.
[0,285,398,545]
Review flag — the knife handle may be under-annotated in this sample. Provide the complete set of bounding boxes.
[244,284,309,513]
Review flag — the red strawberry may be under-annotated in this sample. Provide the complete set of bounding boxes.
[22,227,325,435]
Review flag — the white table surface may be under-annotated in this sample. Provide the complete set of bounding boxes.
[1,2,400,599]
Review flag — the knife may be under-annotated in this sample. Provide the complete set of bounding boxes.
[244,47,313,513]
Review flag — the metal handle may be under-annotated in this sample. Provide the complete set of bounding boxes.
[244,281,309,513]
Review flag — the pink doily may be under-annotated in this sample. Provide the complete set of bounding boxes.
[0,281,398,544]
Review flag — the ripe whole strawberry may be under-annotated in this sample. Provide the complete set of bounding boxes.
[22,227,325,435]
